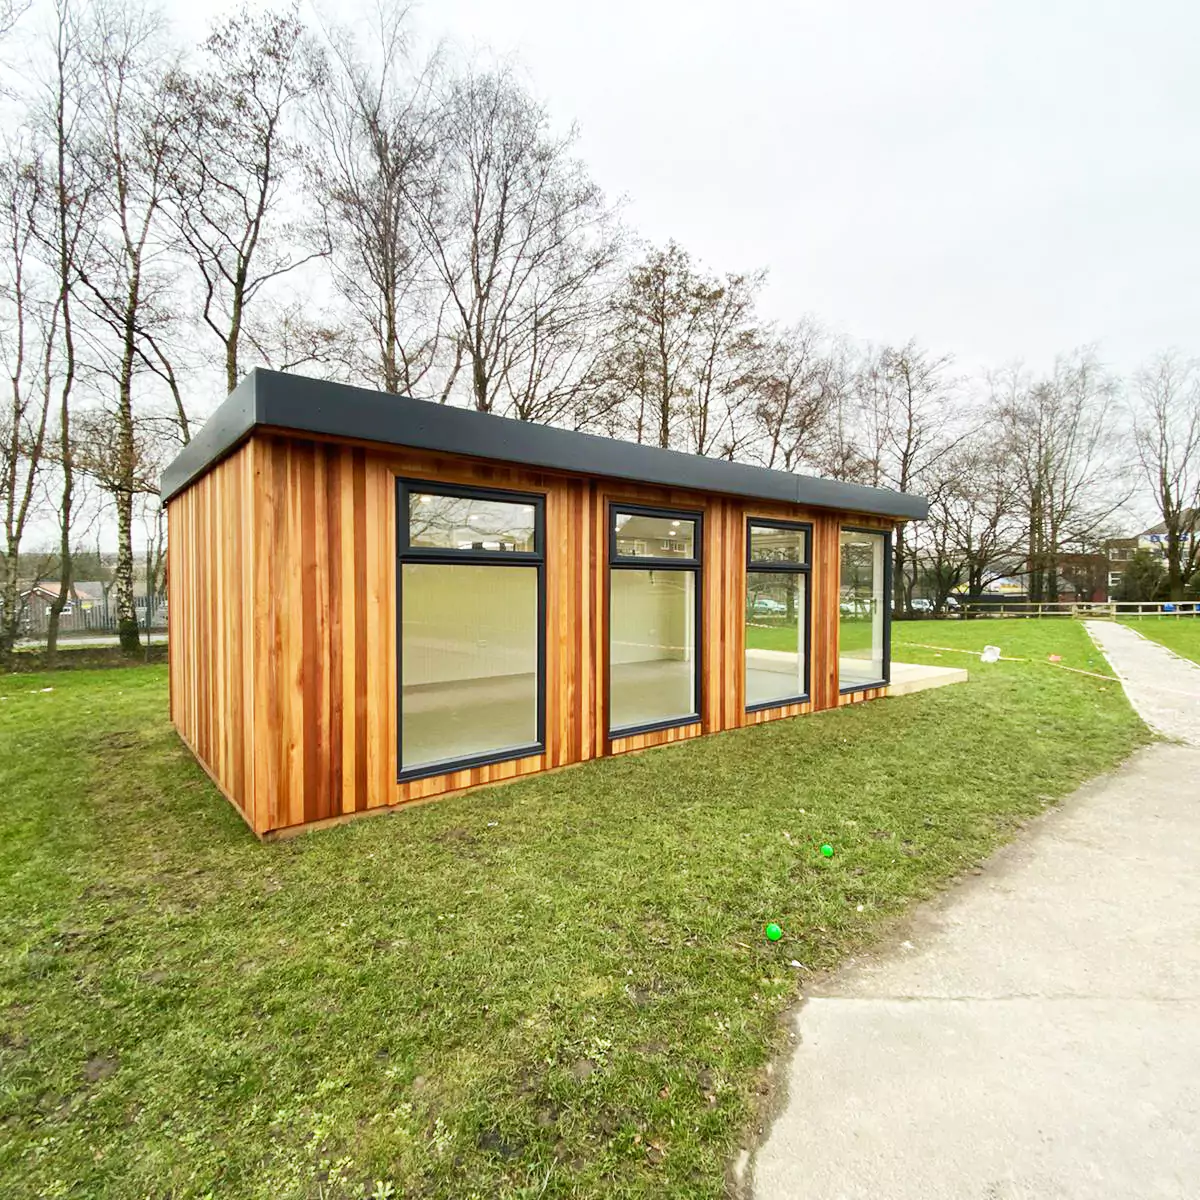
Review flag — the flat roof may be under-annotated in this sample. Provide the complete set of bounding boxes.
[160,368,928,520]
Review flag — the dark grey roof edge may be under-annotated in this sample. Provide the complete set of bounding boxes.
[161,368,929,520]
[160,371,260,501]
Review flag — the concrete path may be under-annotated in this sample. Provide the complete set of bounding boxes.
[752,625,1200,1199]
[1084,620,1200,744]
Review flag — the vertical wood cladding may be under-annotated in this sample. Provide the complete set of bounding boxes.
[168,440,257,829]
[167,433,899,834]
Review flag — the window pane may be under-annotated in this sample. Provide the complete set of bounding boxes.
[613,511,696,559]
[610,569,697,730]
[409,492,536,553]
[401,564,538,769]
[745,571,806,706]
[838,530,887,687]
[749,524,808,565]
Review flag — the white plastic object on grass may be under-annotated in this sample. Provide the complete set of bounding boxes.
[980,645,1002,663]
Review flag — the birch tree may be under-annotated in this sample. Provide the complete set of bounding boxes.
[852,341,966,614]
[751,320,841,472]
[307,7,448,395]
[1131,351,1200,599]
[410,65,620,417]
[35,0,91,662]
[0,151,53,661]
[74,0,182,652]
[170,3,323,393]
[998,352,1127,602]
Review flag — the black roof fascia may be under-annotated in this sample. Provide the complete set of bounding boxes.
[160,368,929,520]
[159,371,259,503]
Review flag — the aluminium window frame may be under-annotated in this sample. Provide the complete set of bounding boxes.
[395,478,547,782]
[837,524,893,695]
[744,517,814,713]
[606,502,704,740]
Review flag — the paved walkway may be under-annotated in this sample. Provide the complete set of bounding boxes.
[753,624,1200,1199]
[1084,620,1200,744]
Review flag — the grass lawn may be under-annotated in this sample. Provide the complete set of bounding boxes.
[1117,615,1200,665]
[745,616,872,654]
[0,621,1147,1199]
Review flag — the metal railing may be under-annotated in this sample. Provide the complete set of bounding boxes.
[13,593,168,640]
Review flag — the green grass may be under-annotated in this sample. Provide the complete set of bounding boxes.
[0,622,1148,1199]
[745,616,872,654]
[1117,615,1200,665]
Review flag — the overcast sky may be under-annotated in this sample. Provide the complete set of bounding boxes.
[17,0,1195,551]
[163,0,1200,378]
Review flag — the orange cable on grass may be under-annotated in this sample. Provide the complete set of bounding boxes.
[904,642,1119,683]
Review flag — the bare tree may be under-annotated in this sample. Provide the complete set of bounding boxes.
[0,0,29,40]
[410,65,620,416]
[73,0,182,653]
[997,351,1128,602]
[751,320,842,472]
[34,0,91,663]
[602,241,768,451]
[1131,350,1200,600]
[496,250,618,427]
[683,268,763,458]
[0,150,54,661]
[307,6,448,395]
[917,429,1024,608]
[602,241,701,447]
[170,3,323,393]
[852,340,967,614]
[73,403,168,557]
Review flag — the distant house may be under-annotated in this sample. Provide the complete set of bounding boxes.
[1056,553,1109,603]
[17,582,110,629]
[1104,511,1199,597]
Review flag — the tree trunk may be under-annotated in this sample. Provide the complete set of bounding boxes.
[115,295,142,654]
[226,267,245,393]
[892,527,908,619]
[1167,531,1185,600]
[45,444,72,664]
[114,487,140,653]
[0,567,20,666]
[45,15,76,668]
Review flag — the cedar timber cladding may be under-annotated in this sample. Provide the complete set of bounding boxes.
[165,370,924,837]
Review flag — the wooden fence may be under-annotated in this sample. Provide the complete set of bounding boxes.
[951,599,1199,620]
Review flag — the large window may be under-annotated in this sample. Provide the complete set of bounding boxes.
[839,527,890,691]
[608,505,702,736]
[745,521,811,709]
[397,481,544,777]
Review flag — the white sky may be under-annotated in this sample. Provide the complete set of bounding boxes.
[167,0,1200,378]
[17,0,1197,550]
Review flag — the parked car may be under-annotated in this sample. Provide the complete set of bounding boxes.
[752,597,786,615]
[910,598,933,613]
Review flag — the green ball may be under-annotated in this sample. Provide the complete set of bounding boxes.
[765,923,782,942]
[820,844,834,858]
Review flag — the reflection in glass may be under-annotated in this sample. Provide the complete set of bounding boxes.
[613,511,696,559]
[609,569,697,730]
[745,571,806,706]
[408,492,537,553]
[748,524,808,565]
[401,563,538,769]
[838,530,886,688]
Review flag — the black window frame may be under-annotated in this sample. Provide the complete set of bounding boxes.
[607,502,704,739]
[837,525,893,695]
[744,517,813,712]
[395,478,546,781]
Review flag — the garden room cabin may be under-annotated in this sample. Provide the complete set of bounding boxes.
[162,368,936,838]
